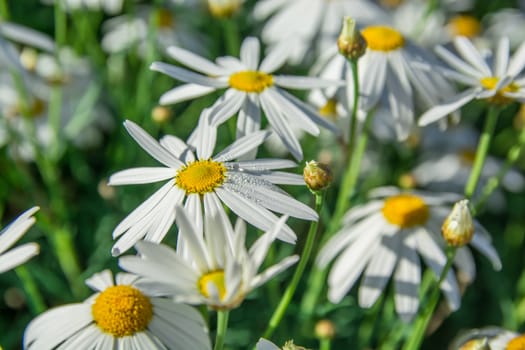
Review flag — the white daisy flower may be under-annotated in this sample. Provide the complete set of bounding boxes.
[485,8,525,50]
[0,207,39,274]
[411,126,525,212]
[102,4,207,57]
[119,209,299,310]
[317,186,502,321]
[24,269,211,350]
[151,36,340,160]
[451,327,524,350]
[309,24,457,140]
[419,36,525,126]
[109,114,316,255]
[253,0,388,64]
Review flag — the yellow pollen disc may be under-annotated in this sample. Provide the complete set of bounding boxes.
[480,76,520,105]
[458,148,476,165]
[447,15,481,38]
[92,285,153,337]
[198,270,226,300]
[229,70,274,93]
[175,159,226,195]
[382,194,430,228]
[361,26,405,52]
[155,8,174,28]
[507,334,525,350]
[319,98,338,118]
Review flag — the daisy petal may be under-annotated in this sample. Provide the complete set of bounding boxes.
[418,88,478,126]
[150,62,227,88]
[167,46,228,76]
[109,167,176,185]
[240,37,260,71]
[159,84,216,105]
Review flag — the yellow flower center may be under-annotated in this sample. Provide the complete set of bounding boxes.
[198,270,226,300]
[175,159,226,194]
[458,148,476,165]
[229,71,274,93]
[382,194,430,228]
[92,285,153,337]
[319,98,338,119]
[361,26,405,52]
[507,334,525,350]
[155,8,174,28]
[447,15,481,38]
[480,76,520,105]
[208,0,242,18]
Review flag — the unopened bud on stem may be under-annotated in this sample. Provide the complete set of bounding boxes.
[442,199,475,247]
[304,160,333,193]
[337,17,367,60]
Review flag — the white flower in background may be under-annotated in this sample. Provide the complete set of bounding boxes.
[119,209,298,310]
[109,114,316,255]
[151,36,340,160]
[40,0,124,14]
[317,186,501,321]
[253,0,388,64]
[0,45,113,160]
[411,126,525,212]
[451,327,525,350]
[102,5,207,57]
[309,23,457,141]
[0,207,39,274]
[24,270,211,350]
[485,8,525,50]
[419,36,525,126]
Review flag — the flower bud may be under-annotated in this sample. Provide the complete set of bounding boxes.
[151,106,172,124]
[398,172,417,189]
[315,319,336,339]
[304,160,333,192]
[337,17,367,60]
[442,199,474,247]
[282,340,308,350]
[207,0,242,18]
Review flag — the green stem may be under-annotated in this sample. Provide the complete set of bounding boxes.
[221,18,240,57]
[15,265,46,314]
[402,247,456,350]
[473,127,525,214]
[54,2,67,48]
[0,0,9,20]
[464,106,500,198]
[299,112,374,319]
[330,58,360,234]
[320,338,331,350]
[214,310,230,350]
[262,193,324,339]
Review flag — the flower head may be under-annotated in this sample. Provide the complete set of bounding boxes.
[109,113,316,255]
[150,36,340,160]
[119,208,299,310]
[317,187,501,321]
[24,270,211,349]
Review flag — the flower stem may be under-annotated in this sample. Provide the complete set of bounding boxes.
[320,338,331,350]
[221,18,240,57]
[214,310,230,350]
[15,265,46,314]
[299,111,374,319]
[464,106,500,198]
[402,247,456,350]
[0,0,9,20]
[262,193,324,339]
[473,126,525,214]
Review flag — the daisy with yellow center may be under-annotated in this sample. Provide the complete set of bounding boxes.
[419,36,525,126]
[119,208,299,310]
[24,270,211,349]
[108,112,317,256]
[150,36,341,160]
[317,186,501,321]
[309,21,458,142]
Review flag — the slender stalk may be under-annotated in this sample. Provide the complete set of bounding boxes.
[262,193,324,339]
[221,18,240,57]
[0,0,9,20]
[214,310,230,350]
[402,248,456,350]
[15,266,46,314]
[464,106,500,198]
[320,338,331,350]
[474,126,525,214]
[299,111,374,319]
[54,2,67,48]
